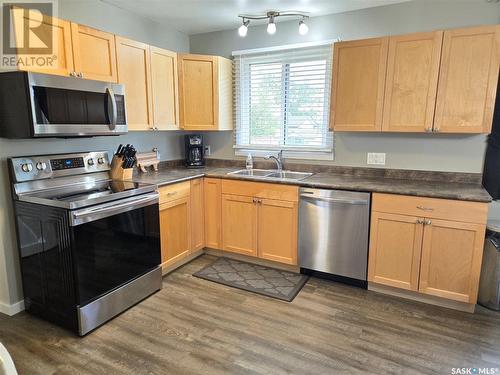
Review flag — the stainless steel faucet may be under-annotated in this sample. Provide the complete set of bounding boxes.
[265,150,284,172]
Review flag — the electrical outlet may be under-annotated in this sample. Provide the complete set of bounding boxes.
[204,145,211,156]
[367,153,386,165]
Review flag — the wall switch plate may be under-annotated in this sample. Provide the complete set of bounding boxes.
[367,152,386,165]
[204,145,211,156]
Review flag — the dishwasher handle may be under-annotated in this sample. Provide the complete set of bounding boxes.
[300,194,369,205]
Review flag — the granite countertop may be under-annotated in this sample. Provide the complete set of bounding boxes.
[128,165,491,203]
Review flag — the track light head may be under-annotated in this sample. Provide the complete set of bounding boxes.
[298,19,309,35]
[238,19,250,37]
[267,16,276,35]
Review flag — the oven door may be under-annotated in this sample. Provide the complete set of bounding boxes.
[69,193,160,306]
[28,72,127,137]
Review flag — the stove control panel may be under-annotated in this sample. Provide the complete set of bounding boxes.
[10,152,111,182]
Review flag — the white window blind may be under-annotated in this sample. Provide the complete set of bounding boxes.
[234,44,333,159]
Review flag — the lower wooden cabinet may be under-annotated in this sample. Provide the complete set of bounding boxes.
[159,196,191,268]
[190,178,205,251]
[221,180,299,265]
[368,193,487,305]
[419,219,485,303]
[221,194,258,257]
[258,199,298,265]
[204,178,222,249]
[368,211,423,291]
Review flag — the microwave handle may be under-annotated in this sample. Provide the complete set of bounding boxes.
[106,87,117,130]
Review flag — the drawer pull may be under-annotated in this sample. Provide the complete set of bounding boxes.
[416,219,424,224]
[424,219,432,225]
[416,206,434,211]
[166,191,178,196]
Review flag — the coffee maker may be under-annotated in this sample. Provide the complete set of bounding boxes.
[185,134,205,168]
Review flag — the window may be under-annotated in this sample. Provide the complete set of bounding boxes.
[234,44,333,159]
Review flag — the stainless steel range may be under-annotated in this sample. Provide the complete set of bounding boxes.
[9,152,161,336]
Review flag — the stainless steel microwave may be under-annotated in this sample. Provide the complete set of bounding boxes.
[0,71,127,138]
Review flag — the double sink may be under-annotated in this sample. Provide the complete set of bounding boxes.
[228,169,313,182]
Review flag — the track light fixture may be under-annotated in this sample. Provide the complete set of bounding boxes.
[237,11,309,37]
[238,18,250,37]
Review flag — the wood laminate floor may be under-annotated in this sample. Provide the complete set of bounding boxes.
[1,255,499,375]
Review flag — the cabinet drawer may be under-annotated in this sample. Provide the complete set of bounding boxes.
[222,180,299,202]
[158,181,191,204]
[372,193,488,224]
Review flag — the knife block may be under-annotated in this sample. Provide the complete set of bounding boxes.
[110,155,134,180]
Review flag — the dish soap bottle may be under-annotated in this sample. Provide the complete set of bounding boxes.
[246,153,253,170]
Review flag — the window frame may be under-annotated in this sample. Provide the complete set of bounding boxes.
[233,41,335,160]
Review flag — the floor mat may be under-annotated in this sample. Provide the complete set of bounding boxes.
[193,257,309,302]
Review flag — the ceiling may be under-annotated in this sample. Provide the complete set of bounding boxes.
[102,0,412,35]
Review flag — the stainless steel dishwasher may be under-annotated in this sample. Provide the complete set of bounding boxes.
[298,188,371,287]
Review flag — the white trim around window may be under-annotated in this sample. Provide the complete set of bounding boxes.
[233,42,334,160]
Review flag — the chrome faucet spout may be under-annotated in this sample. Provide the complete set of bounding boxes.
[265,150,284,172]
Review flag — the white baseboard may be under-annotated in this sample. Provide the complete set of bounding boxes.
[0,300,25,316]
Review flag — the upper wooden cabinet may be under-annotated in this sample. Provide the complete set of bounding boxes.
[70,23,117,82]
[332,25,500,134]
[178,54,233,131]
[382,31,443,132]
[150,46,179,130]
[115,36,153,130]
[11,9,74,77]
[330,37,389,132]
[434,25,500,133]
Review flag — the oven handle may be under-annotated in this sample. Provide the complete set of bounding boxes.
[70,193,158,226]
[106,87,118,130]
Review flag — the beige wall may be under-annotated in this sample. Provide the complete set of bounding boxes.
[0,0,189,312]
[190,0,500,173]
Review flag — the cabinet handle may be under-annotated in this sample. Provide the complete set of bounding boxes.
[166,191,178,196]
[425,127,432,133]
[433,127,440,133]
[69,71,76,77]
[77,72,83,78]
[424,219,432,225]
[416,219,424,224]
[416,206,434,211]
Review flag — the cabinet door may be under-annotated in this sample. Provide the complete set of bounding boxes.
[70,23,117,82]
[11,8,74,77]
[434,26,500,133]
[190,178,205,252]
[150,46,179,130]
[116,36,153,130]
[221,194,257,257]
[330,37,388,132]
[178,54,218,130]
[368,212,423,291]
[382,31,443,132]
[258,199,298,265]
[204,178,222,249]
[419,219,485,303]
[159,197,191,268]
